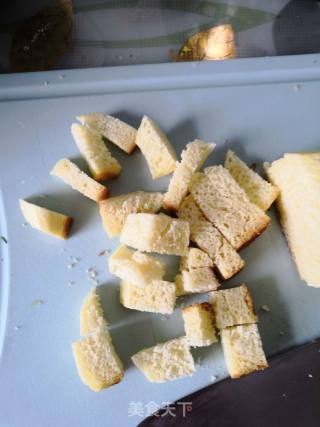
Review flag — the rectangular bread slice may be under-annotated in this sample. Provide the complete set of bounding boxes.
[180,268,220,294]
[177,195,244,279]
[225,150,279,210]
[109,245,165,286]
[120,280,176,315]
[80,288,108,336]
[163,139,215,211]
[77,112,137,154]
[211,284,257,329]
[180,247,213,271]
[19,199,73,239]
[265,153,320,287]
[71,123,121,181]
[120,213,190,256]
[190,167,270,249]
[221,324,268,379]
[72,330,124,391]
[51,158,109,202]
[99,191,163,237]
[131,336,195,382]
[182,302,217,347]
[136,115,177,179]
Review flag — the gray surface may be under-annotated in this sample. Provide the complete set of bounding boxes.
[0,54,320,426]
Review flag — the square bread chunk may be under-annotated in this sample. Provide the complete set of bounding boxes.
[131,337,195,382]
[221,324,268,378]
[120,280,176,315]
[99,191,163,237]
[181,268,220,294]
[120,213,190,256]
[72,330,124,392]
[51,158,108,202]
[189,167,270,249]
[136,115,177,179]
[225,150,279,210]
[163,139,215,211]
[77,112,137,154]
[71,123,121,181]
[19,199,73,239]
[180,247,213,271]
[182,302,217,347]
[80,288,107,336]
[109,245,165,286]
[178,195,244,279]
[265,152,320,287]
[211,284,257,330]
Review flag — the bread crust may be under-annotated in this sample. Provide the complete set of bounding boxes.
[62,216,73,239]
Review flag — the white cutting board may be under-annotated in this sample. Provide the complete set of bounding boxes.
[1,55,320,427]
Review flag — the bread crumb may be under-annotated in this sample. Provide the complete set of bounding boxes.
[31,299,44,307]
[282,393,286,397]
[211,375,217,382]
[68,281,75,287]
[14,325,21,331]
[261,304,270,312]
[279,331,285,336]
[308,374,313,378]
[98,250,110,256]
[293,84,300,91]
[68,263,76,269]
[22,222,28,227]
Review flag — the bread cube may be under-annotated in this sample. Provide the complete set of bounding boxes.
[120,280,176,315]
[109,245,165,286]
[181,268,220,294]
[136,115,177,179]
[19,199,73,239]
[221,324,268,378]
[211,284,257,330]
[120,213,190,256]
[132,337,195,382]
[99,191,163,237]
[182,303,217,347]
[180,247,213,270]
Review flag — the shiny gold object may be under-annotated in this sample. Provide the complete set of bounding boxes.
[178,24,236,61]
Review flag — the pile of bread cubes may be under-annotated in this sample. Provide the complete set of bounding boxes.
[19,113,280,393]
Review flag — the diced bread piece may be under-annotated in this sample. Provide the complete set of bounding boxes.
[19,199,73,239]
[180,247,213,271]
[99,191,163,237]
[120,280,176,315]
[174,274,185,297]
[211,284,257,330]
[72,330,124,391]
[182,302,217,347]
[221,324,268,379]
[136,115,177,179]
[121,213,190,256]
[132,337,195,383]
[225,150,279,211]
[181,268,220,294]
[163,140,215,211]
[265,153,320,287]
[51,159,108,202]
[190,167,270,249]
[80,288,107,336]
[77,112,137,154]
[109,245,164,286]
[178,195,244,279]
[71,123,121,181]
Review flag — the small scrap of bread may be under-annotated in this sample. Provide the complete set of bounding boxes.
[131,336,195,382]
[178,195,244,279]
[109,245,165,286]
[19,199,73,239]
[182,302,217,347]
[224,150,279,210]
[136,115,177,179]
[121,213,190,256]
[72,330,124,391]
[180,247,213,271]
[99,191,163,237]
[163,139,215,211]
[265,153,320,288]
[211,284,257,330]
[190,167,270,250]
[77,112,137,154]
[80,288,107,336]
[120,280,176,315]
[221,324,268,379]
[178,268,220,295]
[51,158,108,202]
[71,123,121,181]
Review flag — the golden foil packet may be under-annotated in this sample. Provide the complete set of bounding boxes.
[178,24,236,62]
